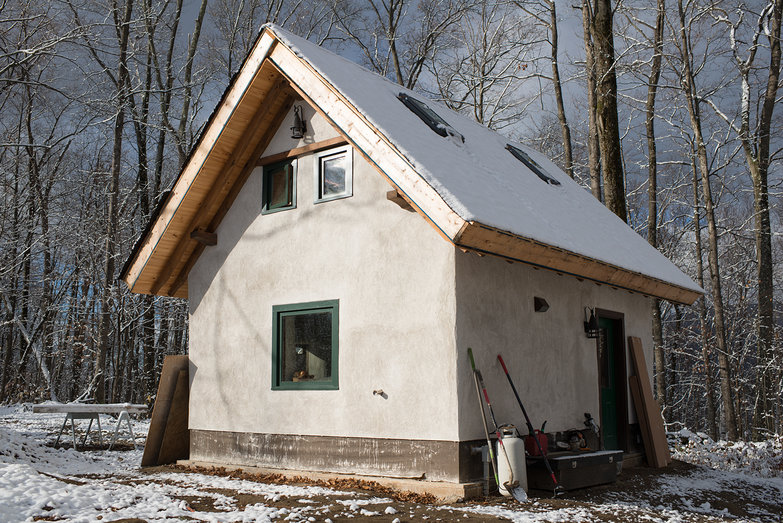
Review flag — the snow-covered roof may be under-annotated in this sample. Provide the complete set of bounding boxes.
[268,25,700,301]
[120,23,701,304]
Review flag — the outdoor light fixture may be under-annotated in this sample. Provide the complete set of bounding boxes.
[534,296,549,312]
[290,105,307,139]
[584,307,600,339]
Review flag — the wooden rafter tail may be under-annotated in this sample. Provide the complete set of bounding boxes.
[190,229,217,246]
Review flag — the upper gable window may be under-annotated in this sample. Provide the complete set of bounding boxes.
[262,158,297,214]
[397,93,464,143]
[505,144,561,186]
[314,145,353,203]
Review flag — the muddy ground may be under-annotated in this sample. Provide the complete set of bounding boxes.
[95,459,776,522]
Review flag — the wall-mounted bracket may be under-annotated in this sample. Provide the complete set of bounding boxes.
[386,189,416,212]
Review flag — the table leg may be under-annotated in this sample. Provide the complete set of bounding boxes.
[70,415,78,451]
[55,415,68,448]
[81,418,93,447]
[96,415,103,448]
[125,412,136,450]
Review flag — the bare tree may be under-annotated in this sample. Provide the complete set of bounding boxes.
[332,0,472,88]
[709,0,781,437]
[673,0,738,439]
[514,0,574,177]
[428,0,541,130]
[579,0,604,200]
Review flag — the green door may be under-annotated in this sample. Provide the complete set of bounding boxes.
[599,317,619,449]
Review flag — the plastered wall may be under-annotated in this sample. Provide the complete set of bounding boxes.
[188,102,656,448]
[188,104,460,441]
[454,251,654,441]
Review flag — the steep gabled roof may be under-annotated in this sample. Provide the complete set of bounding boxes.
[121,24,701,305]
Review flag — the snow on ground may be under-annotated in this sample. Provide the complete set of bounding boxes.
[670,428,783,477]
[1,404,781,522]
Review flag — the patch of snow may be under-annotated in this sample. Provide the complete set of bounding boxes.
[669,429,783,478]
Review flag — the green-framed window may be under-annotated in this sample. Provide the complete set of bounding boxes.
[272,300,339,390]
[262,159,296,213]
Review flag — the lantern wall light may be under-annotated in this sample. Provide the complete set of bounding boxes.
[584,307,600,339]
[290,105,307,139]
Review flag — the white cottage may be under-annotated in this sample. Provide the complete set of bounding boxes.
[121,24,701,496]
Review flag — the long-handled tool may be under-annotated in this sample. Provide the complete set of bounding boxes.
[497,354,563,497]
[468,348,527,502]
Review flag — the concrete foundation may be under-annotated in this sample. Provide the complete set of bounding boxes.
[177,460,484,503]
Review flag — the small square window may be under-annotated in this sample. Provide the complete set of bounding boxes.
[314,146,352,203]
[262,159,296,213]
[272,300,339,390]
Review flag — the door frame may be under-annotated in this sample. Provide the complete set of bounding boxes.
[595,308,629,451]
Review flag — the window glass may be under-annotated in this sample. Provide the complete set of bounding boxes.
[314,146,352,202]
[272,300,339,390]
[263,160,296,213]
[322,155,346,197]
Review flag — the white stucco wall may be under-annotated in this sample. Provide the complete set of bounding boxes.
[188,104,459,441]
[454,251,654,441]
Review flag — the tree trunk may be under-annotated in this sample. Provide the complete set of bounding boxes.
[592,0,626,221]
[95,0,134,403]
[692,162,718,440]
[677,0,737,440]
[581,0,602,199]
[646,0,666,406]
[549,0,574,178]
[749,0,781,437]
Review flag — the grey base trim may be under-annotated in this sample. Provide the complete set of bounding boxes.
[179,459,484,502]
[190,429,484,483]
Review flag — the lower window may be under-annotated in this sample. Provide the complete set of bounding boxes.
[272,300,339,390]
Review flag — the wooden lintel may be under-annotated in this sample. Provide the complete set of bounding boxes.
[386,189,415,211]
[257,136,348,166]
[190,229,217,246]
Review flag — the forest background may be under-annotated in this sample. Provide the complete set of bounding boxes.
[0,0,781,442]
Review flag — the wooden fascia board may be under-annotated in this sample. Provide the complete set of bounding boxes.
[121,31,279,293]
[456,222,701,305]
[267,42,466,243]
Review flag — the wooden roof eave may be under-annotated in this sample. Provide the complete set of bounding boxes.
[455,221,701,305]
[121,26,700,307]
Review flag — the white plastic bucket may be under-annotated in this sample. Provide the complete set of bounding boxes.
[497,425,527,496]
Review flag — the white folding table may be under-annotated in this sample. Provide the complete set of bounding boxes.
[33,403,148,451]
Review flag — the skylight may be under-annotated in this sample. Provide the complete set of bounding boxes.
[506,144,561,186]
[397,93,464,143]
